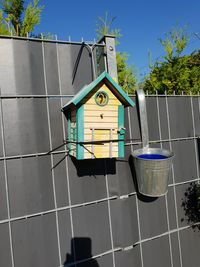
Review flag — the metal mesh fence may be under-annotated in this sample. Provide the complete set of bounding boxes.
[0,37,199,267]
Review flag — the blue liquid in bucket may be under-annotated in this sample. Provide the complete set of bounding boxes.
[138,154,167,160]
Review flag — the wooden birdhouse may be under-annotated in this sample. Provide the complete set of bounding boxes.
[62,72,134,160]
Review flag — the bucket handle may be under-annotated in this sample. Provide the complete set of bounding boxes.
[136,89,149,149]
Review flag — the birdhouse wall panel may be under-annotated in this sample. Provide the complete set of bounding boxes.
[70,122,76,128]
[84,128,119,135]
[100,84,121,102]
[76,105,84,160]
[70,128,77,141]
[66,111,71,154]
[85,143,119,151]
[71,115,76,122]
[84,116,118,123]
[70,110,76,138]
[70,144,76,157]
[71,110,76,122]
[84,104,117,111]
[94,146,118,154]
[83,123,119,159]
[84,151,118,159]
[86,98,121,106]
[67,109,77,157]
[84,122,118,129]
[82,85,122,159]
[84,84,121,106]
[84,146,118,159]
[70,112,77,155]
[84,133,118,141]
[118,105,125,158]
[84,144,118,151]
[84,103,119,128]
[84,110,118,117]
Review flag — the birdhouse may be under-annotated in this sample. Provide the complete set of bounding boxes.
[62,72,134,160]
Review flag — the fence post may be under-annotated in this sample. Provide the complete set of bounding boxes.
[99,35,118,83]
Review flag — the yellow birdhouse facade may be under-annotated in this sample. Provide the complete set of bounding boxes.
[62,72,134,160]
[83,84,122,159]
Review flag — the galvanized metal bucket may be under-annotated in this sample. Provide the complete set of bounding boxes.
[133,89,174,197]
[132,147,174,197]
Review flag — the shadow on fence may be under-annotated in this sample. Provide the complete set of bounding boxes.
[64,237,99,267]
[181,182,200,231]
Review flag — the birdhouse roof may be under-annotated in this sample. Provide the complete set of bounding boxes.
[62,71,135,112]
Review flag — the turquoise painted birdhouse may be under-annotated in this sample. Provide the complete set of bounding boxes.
[62,72,134,160]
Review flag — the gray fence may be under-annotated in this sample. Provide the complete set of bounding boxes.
[0,36,199,267]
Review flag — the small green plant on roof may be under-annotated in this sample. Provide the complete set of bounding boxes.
[0,0,43,36]
[181,182,200,231]
[96,12,137,94]
[96,12,122,44]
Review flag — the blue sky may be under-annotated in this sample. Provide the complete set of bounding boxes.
[35,0,200,80]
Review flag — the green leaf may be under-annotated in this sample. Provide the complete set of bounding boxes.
[21,0,43,36]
